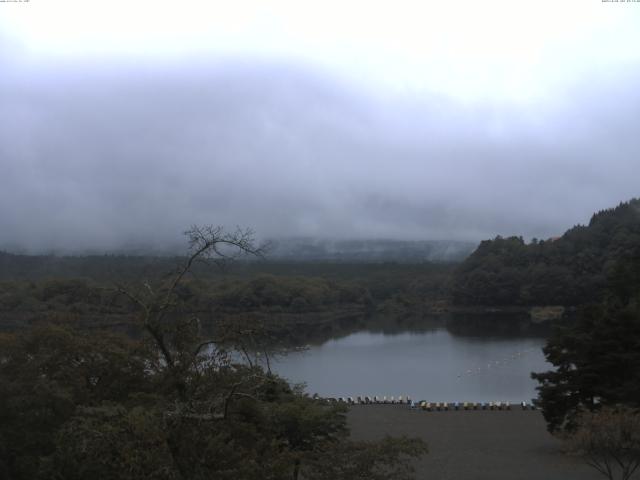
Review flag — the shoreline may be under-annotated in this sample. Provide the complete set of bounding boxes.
[347,405,602,480]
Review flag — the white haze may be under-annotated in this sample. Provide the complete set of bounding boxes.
[0,0,639,252]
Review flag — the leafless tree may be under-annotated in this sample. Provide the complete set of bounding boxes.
[115,225,265,396]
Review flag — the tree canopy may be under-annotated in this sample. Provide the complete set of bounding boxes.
[532,245,640,433]
[453,198,640,306]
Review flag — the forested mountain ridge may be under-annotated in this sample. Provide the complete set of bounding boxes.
[452,198,640,306]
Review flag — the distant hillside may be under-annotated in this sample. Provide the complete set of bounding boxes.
[452,198,640,306]
[0,247,458,284]
[0,239,474,281]
[0,252,182,282]
[264,238,476,263]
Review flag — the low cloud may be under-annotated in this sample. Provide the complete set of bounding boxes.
[1,57,639,252]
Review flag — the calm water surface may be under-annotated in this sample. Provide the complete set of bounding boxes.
[272,328,549,403]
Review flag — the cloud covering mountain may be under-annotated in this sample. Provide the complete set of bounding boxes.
[1,1,639,252]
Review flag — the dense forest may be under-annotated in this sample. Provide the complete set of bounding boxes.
[452,199,640,306]
[531,239,640,432]
[0,257,453,339]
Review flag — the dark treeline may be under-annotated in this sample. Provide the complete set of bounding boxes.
[511,199,640,436]
[0,253,454,301]
[0,259,454,335]
[0,250,456,283]
[452,198,640,306]
[531,242,640,433]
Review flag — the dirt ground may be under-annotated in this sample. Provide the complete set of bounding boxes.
[347,405,605,480]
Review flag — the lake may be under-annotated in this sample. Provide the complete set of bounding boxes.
[272,327,550,404]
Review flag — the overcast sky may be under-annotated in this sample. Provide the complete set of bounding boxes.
[1,0,639,252]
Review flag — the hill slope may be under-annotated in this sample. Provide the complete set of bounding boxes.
[452,198,640,306]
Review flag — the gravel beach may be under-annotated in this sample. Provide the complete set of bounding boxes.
[347,405,604,480]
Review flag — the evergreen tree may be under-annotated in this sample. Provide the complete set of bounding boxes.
[532,249,640,433]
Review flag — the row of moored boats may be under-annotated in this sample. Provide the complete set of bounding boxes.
[327,396,536,410]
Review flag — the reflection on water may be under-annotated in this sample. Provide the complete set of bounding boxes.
[272,328,549,403]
